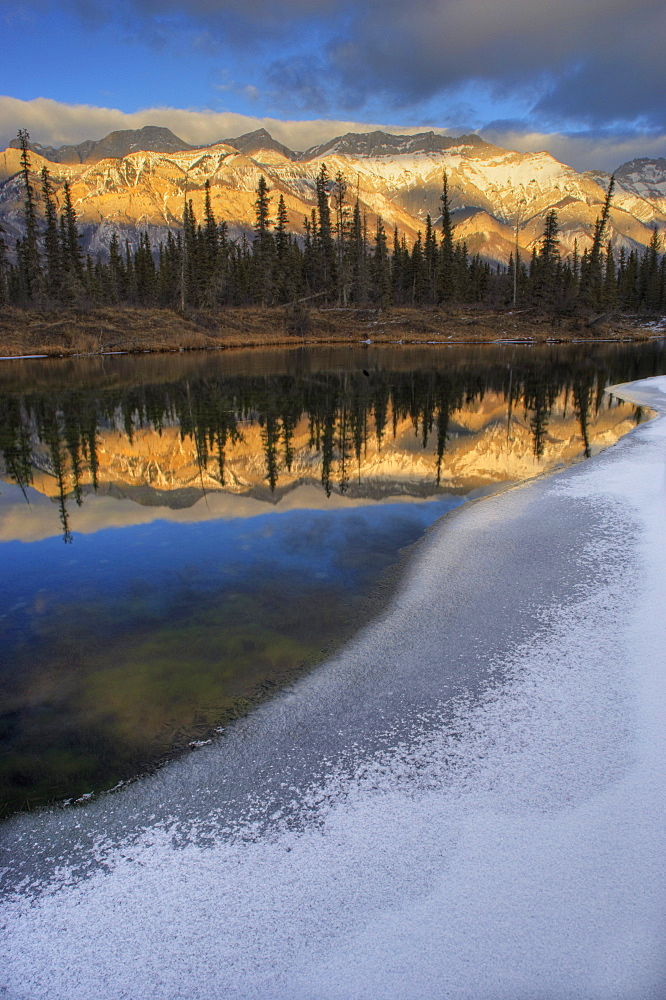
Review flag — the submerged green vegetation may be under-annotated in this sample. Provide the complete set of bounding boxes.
[0,588,321,815]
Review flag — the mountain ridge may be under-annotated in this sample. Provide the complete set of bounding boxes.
[1,125,664,266]
[9,125,496,166]
[9,125,195,164]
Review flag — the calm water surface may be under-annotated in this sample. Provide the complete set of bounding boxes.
[0,341,664,816]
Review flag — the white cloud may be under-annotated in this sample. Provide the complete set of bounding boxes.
[0,95,455,154]
[481,127,666,173]
[1,96,663,172]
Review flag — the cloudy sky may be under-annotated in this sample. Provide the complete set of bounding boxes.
[1,0,665,170]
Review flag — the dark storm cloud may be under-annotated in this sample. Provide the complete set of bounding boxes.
[8,0,665,128]
[264,57,335,115]
[322,0,666,128]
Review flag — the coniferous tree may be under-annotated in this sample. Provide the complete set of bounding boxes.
[603,240,617,309]
[201,179,220,305]
[571,239,580,287]
[315,163,336,300]
[580,175,615,310]
[252,175,275,306]
[333,170,350,304]
[273,193,291,303]
[302,210,316,294]
[16,129,41,299]
[108,231,125,303]
[41,166,61,299]
[59,181,84,299]
[135,232,156,303]
[533,209,560,310]
[424,214,437,304]
[391,227,405,305]
[454,241,470,302]
[411,233,427,305]
[507,252,516,307]
[6,137,665,319]
[349,199,368,304]
[125,239,138,301]
[178,195,194,310]
[437,171,456,303]
[0,222,8,306]
[372,217,391,308]
[468,253,490,302]
[643,227,661,312]
[619,248,637,310]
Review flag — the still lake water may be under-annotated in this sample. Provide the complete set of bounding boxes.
[0,340,664,818]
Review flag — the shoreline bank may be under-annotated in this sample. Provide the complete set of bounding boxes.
[0,305,663,358]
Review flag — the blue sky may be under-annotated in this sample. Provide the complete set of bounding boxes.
[1,0,665,170]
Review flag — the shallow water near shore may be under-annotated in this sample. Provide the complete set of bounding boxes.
[0,339,664,818]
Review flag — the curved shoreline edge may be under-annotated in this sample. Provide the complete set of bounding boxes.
[1,377,666,999]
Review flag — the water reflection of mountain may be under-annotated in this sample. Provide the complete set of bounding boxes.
[19,395,642,503]
[0,342,663,541]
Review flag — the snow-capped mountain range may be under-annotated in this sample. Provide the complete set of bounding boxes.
[1,126,665,265]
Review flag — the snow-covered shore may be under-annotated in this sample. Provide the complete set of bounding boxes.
[1,376,666,1000]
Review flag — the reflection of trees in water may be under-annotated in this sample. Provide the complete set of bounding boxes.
[0,342,663,541]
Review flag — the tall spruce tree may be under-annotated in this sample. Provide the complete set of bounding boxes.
[424,214,437,304]
[372,217,391,308]
[252,175,274,306]
[581,175,615,310]
[180,198,197,310]
[60,181,84,294]
[437,171,456,303]
[333,170,350,304]
[349,199,368,304]
[411,233,427,305]
[108,231,125,302]
[41,166,61,298]
[17,129,41,299]
[603,240,617,308]
[202,179,219,303]
[643,227,661,312]
[315,163,336,300]
[533,209,560,310]
[135,232,156,304]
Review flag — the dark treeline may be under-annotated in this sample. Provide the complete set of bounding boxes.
[2,132,666,316]
[1,342,662,542]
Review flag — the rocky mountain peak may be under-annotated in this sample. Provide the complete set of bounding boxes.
[604,157,666,206]
[9,125,193,164]
[301,129,488,160]
[220,129,298,161]
[90,125,193,160]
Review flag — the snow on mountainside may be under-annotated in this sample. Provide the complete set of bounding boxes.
[585,159,666,228]
[300,130,488,160]
[1,127,664,265]
[220,129,298,162]
[615,158,666,200]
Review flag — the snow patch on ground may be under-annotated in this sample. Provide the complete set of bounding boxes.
[2,378,666,999]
